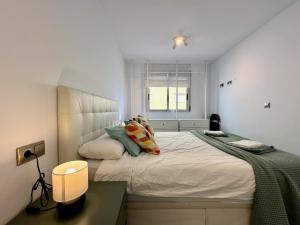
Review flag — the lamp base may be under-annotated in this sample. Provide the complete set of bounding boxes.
[57,194,86,218]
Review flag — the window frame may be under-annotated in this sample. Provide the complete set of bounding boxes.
[146,87,191,112]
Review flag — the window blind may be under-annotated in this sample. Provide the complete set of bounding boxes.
[145,64,191,88]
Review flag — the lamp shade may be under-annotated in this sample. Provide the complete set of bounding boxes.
[52,160,88,203]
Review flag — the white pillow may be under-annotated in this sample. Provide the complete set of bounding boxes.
[78,135,124,160]
[203,130,225,136]
[229,140,264,149]
[97,133,110,139]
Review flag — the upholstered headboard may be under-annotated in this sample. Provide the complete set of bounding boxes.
[57,85,119,163]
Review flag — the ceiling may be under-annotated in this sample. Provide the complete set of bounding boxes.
[100,0,297,62]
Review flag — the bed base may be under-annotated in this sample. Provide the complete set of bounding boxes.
[127,201,252,225]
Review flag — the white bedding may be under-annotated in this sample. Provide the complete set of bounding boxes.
[94,131,255,200]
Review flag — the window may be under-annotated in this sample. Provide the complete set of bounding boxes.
[148,87,189,111]
[148,87,168,110]
[145,64,191,112]
[169,87,188,111]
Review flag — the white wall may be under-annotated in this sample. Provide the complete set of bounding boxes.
[207,64,219,116]
[0,1,125,224]
[210,1,300,154]
[126,62,208,119]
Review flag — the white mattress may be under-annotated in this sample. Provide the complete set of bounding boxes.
[94,131,255,201]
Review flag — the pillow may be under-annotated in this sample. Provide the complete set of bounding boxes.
[228,140,264,150]
[105,126,141,157]
[78,136,124,160]
[132,115,155,136]
[203,130,226,137]
[125,121,160,155]
[97,133,110,139]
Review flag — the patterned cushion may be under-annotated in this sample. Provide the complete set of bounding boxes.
[125,121,160,155]
[132,115,155,136]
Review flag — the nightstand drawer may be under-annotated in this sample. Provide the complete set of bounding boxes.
[149,120,178,131]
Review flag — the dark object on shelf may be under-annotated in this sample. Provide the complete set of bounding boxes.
[209,114,221,131]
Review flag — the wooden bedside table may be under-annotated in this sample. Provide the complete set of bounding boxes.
[8,181,127,225]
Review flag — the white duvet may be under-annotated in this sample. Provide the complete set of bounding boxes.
[94,132,255,200]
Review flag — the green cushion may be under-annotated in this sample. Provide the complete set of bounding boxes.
[105,126,141,157]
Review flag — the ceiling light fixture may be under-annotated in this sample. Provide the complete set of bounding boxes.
[172,35,189,49]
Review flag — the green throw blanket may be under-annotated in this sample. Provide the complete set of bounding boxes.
[205,133,275,155]
[191,130,300,225]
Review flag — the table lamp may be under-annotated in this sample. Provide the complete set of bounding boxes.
[52,160,88,218]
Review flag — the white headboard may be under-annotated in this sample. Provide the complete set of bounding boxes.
[57,85,119,163]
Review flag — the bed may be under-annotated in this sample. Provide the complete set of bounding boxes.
[93,131,255,200]
[57,85,253,225]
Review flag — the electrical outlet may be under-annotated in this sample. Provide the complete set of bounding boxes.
[16,141,45,166]
[34,141,45,156]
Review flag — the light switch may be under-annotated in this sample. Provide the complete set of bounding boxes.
[264,102,271,108]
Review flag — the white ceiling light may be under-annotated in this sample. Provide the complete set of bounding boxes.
[172,35,189,49]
